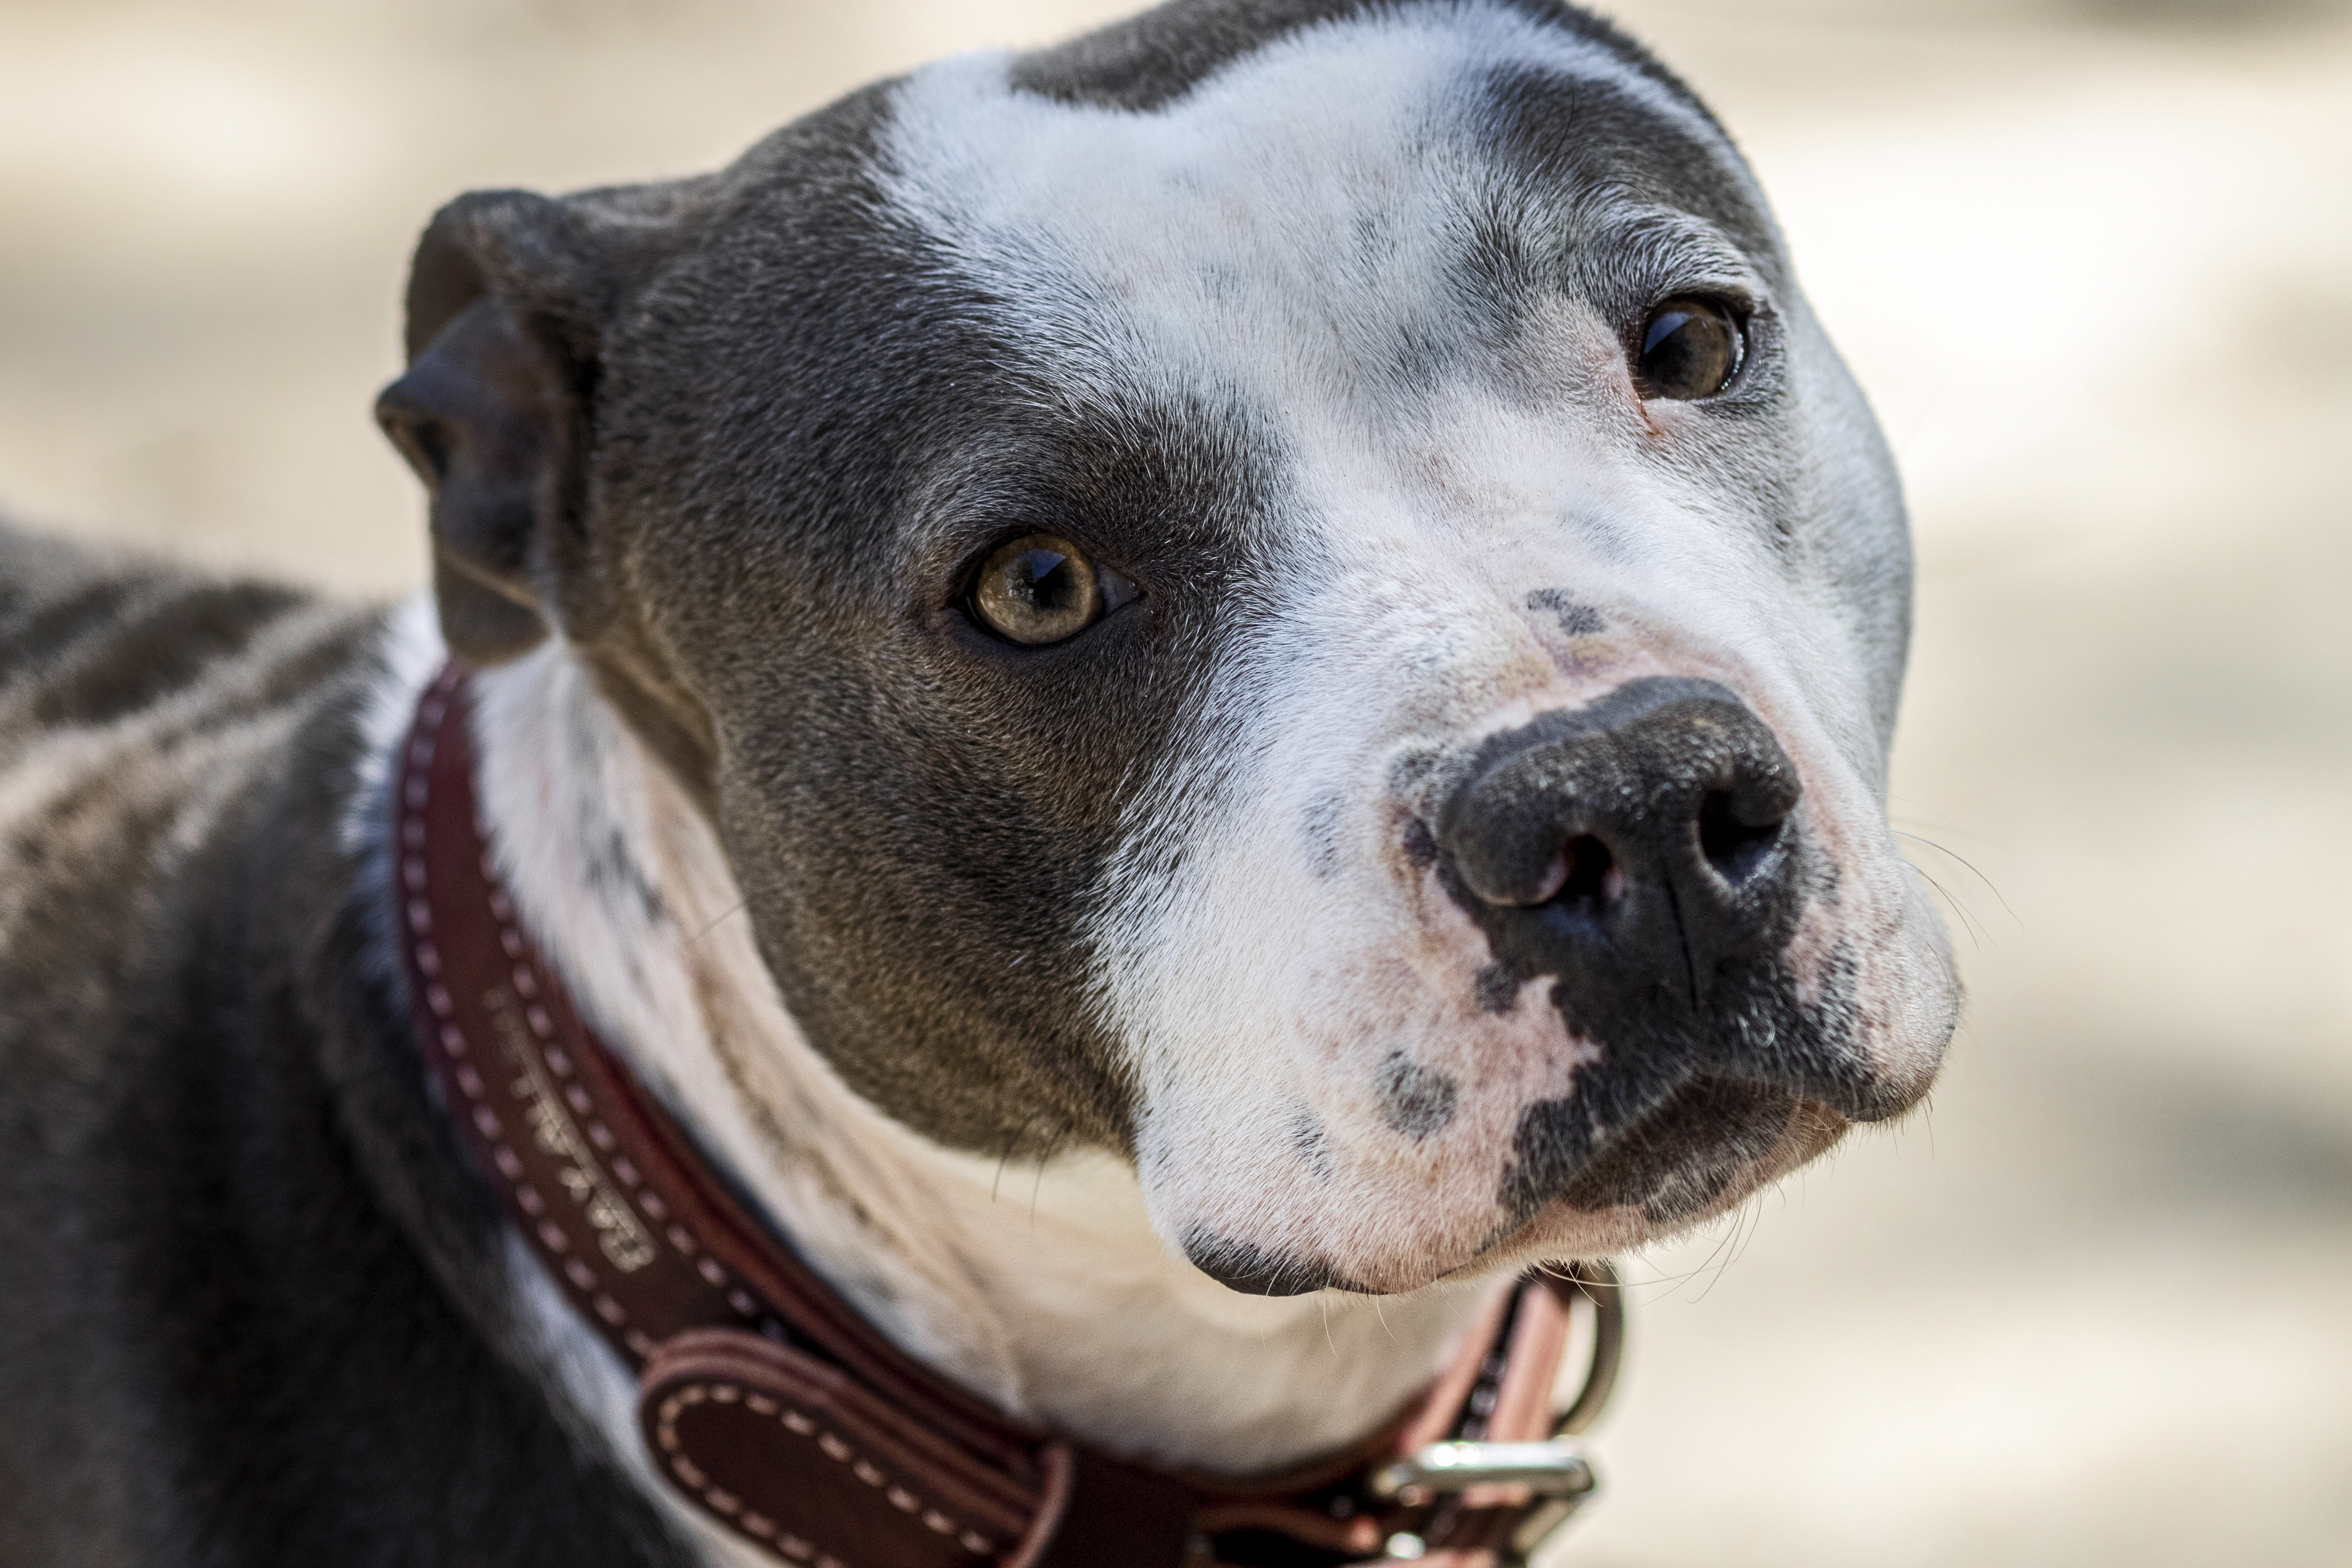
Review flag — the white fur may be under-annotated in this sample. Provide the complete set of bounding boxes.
[339,589,444,855]
[496,1232,780,1568]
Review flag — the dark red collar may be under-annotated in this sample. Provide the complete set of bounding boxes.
[395,662,1620,1568]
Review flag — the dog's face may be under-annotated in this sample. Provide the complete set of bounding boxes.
[379,0,1957,1298]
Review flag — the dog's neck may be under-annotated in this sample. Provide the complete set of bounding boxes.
[419,636,1485,1498]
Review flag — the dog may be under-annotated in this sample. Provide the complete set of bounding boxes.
[0,1,1959,1563]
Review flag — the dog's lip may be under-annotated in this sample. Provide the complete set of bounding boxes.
[1325,1092,1854,1296]
[1176,1091,1850,1297]
[1495,1094,1844,1255]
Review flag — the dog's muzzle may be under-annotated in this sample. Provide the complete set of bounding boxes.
[1415,677,1903,1222]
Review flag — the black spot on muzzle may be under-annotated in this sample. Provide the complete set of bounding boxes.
[1375,1051,1459,1138]
[1421,678,1900,1219]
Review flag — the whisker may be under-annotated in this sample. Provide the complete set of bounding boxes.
[1029,1134,1064,1232]
[994,1115,1044,1204]
[1901,860,1988,950]
[1686,1201,1747,1302]
[1624,1218,1746,1301]
[684,897,751,950]
[1894,830,2019,927]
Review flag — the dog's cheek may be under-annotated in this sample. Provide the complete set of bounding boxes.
[1120,792,1618,1292]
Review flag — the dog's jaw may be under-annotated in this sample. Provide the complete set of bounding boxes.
[438,639,1490,1497]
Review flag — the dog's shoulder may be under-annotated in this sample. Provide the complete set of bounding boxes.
[0,520,331,738]
[0,519,380,1109]
[0,523,370,1559]
[0,526,695,1566]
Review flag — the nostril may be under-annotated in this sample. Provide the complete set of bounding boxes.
[1699,790,1783,886]
[1553,834,1618,906]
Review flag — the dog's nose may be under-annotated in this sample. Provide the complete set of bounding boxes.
[1433,677,1802,1018]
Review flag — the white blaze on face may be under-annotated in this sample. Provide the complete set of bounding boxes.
[881,3,1957,1294]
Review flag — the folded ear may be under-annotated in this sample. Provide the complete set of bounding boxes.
[375,190,628,665]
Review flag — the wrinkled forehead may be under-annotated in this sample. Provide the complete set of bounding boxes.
[876,3,1778,429]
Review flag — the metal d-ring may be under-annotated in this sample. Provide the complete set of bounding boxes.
[1369,1259,1626,1498]
[1550,1258,1623,1439]
[1369,1260,1628,1565]
[1504,1259,1625,1563]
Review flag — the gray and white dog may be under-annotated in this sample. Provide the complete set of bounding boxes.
[0,1,1957,1562]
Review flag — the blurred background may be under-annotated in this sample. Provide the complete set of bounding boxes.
[3,0,2346,1561]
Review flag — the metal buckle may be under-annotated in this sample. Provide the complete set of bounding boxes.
[1373,1261,1626,1565]
[1369,1439,1597,1501]
[1372,1451,1597,1564]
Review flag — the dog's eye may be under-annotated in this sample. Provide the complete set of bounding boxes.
[1634,297,1745,401]
[969,533,1131,646]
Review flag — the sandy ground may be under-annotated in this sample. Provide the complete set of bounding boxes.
[3,0,2347,1562]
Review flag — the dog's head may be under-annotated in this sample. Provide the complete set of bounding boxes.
[377,0,1957,1298]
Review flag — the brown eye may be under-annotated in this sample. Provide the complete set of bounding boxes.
[971,533,1104,646]
[1634,297,1744,401]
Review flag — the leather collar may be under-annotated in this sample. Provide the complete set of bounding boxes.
[395,663,1620,1568]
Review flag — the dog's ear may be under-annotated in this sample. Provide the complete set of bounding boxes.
[375,189,634,666]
